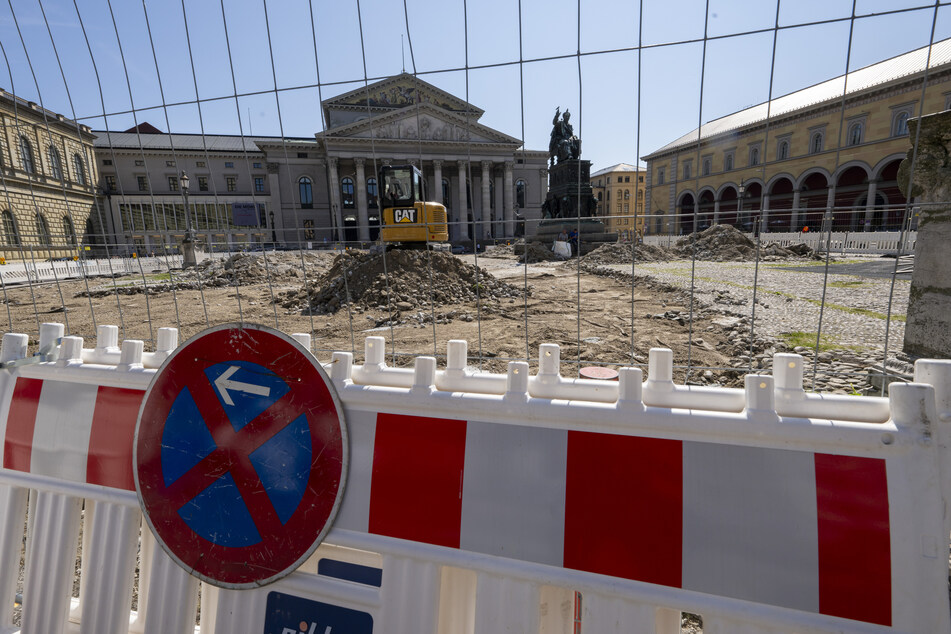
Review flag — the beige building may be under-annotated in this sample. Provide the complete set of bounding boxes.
[94,73,548,254]
[0,89,99,261]
[590,163,646,239]
[642,39,951,235]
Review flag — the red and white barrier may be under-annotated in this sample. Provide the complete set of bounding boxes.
[0,323,948,633]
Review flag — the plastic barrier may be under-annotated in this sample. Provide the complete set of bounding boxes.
[0,324,949,633]
[644,230,916,255]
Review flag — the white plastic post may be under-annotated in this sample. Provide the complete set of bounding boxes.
[155,327,178,353]
[505,361,530,403]
[412,357,437,395]
[618,367,644,408]
[96,324,120,352]
[57,336,83,366]
[446,340,467,372]
[118,340,144,372]
[332,352,353,382]
[1,332,29,363]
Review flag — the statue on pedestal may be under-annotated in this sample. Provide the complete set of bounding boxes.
[548,107,582,167]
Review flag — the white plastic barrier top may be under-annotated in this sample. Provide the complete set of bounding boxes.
[0,325,949,634]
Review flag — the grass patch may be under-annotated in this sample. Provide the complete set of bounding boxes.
[779,331,863,353]
[828,279,866,288]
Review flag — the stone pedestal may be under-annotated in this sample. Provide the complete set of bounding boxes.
[898,111,951,358]
[182,233,197,268]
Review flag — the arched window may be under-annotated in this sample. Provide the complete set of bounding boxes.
[606,189,610,201]
[63,215,77,246]
[72,153,86,185]
[778,140,789,160]
[19,136,35,174]
[367,177,378,208]
[48,145,63,180]
[617,189,623,201]
[724,153,733,171]
[341,177,354,209]
[2,211,19,246]
[299,176,313,209]
[442,178,450,206]
[847,122,863,146]
[749,147,759,166]
[702,158,711,176]
[515,179,526,208]
[35,213,51,246]
[624,189,630,200]
[810,132,823,154]
[893,111,909,137]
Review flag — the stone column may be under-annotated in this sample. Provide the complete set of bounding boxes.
[480,161,492,241]
[503,161,514,237]
[898,111,951,357]
[824,186,836,233]
[864,179,878,231]
[494,167,503,237]
[433,160,443,204]
[327,157,343,242]
[354,158,370,241]
[713,199,720,225]
[791,188,801,231]
[267,163,283,244]
[457,160,469,241]
[761,193,770,232]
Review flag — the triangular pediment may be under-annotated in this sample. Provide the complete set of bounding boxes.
[322,73,483,125]
[319,103,520,145]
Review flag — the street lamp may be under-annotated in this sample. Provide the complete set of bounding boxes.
[737,179,746,230]
[180,170,197,267]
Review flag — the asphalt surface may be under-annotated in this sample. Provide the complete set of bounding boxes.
[775,255,913,280]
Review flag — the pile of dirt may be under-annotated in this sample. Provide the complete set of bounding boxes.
[675,225,813,261]
[75,251,335,298]
[277,249,529,314]
[579,242,675,266]
[513,241,563,263]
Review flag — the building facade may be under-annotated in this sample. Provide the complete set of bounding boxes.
[642,39,951,236]
[94,74,548,254]
[590,163,646,239]
[0,89,99,261]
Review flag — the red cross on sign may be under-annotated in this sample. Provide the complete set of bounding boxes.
[134,324,348,589]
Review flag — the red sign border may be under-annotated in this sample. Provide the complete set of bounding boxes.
[134,323,348,589]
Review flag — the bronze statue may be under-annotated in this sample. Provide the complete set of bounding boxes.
[549,107,582,167]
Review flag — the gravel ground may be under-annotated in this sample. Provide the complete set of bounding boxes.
[602,258,909,351]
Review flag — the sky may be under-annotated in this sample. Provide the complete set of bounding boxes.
[0,0,949,171]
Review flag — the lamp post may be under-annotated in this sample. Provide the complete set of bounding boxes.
[269,210,277,245]
[737,179,746,230]
[180,170,197,268]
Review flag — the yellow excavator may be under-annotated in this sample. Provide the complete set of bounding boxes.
[379,164,449,248]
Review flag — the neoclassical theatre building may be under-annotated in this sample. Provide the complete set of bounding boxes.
[642,38,951,236]
[94,74,547,254]
[0,89,100,262]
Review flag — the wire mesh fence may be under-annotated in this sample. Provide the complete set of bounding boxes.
[0,0,945,397]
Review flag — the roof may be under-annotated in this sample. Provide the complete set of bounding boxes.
[92,130,316,153]
[590,163,643,177]
[643,37,951,159]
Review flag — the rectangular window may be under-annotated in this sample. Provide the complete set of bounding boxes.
[297,152,308,159]
[198,176,208,192]
[196,161,206,168]
[254,177,265,192]
[624,176,630,183]
[166,160,176,167]
[225,161,234,168]
[638,175,644,182]
[137,176,148,191]
[226,176,237,192]
[103,159,113,166]
[253,162,262,169]
[168,176,179,191]
[683,163,691,180]
[657,168,665,185]
[105,175,116,191]
[135,159,144,166]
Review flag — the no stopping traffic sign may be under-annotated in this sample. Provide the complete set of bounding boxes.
[134,324,347,588]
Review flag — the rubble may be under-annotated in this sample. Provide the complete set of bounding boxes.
[675,224,815,261]
[276,249,529,315]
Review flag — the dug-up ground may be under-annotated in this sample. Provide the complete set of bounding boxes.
[0,225,907,392]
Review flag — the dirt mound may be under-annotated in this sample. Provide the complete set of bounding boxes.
[675,225,813,261]
[513,241,562,263]
[277,249,529,314]
[75,251,335,298]
[579,242,674,266]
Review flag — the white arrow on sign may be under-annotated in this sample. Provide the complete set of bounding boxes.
[214,365,271,406]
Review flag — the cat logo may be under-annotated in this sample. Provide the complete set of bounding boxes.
[394,208,417,223]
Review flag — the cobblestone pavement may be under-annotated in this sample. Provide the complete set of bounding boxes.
[603,258,909,351]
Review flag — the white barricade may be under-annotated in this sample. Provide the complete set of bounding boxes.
[0,324,949,633]
[644,231,917,255]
